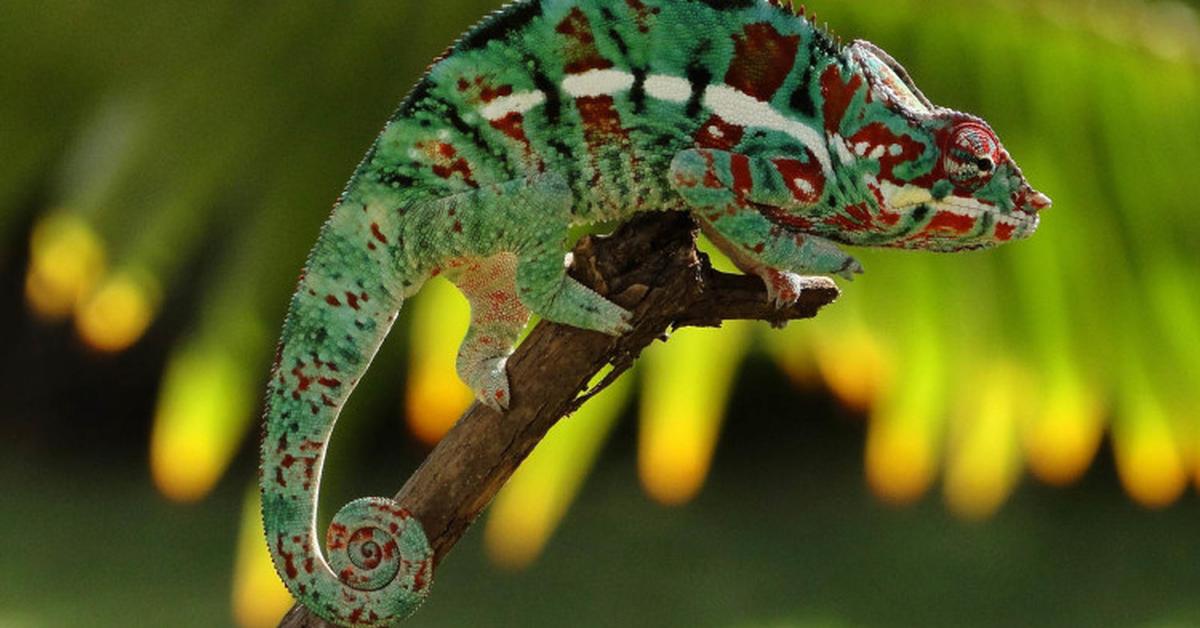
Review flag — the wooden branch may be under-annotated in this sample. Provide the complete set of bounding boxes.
[279,212,838,627]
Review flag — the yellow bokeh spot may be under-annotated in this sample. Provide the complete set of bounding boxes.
[75,269,159,352]
[865,418,934,506]
[486,472,558,570]
[944,363,1025,521]
[25,212,106,320]
[639,325,747,506]
[864,346,940,507]
[405,279,473,444]
[1024,382,1103,487]
[232,488,294,628]
[814,324,890,412]
[1114,415,1187,509]
[151,342,253,502]
[640,425,712,506]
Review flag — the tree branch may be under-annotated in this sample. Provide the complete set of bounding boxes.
[278,211,838,627]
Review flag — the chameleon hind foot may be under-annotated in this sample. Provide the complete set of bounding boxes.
[449,253,530,410]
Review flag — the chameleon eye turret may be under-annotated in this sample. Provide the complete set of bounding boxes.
[945,122,1002,190]
[260,1,1048,624]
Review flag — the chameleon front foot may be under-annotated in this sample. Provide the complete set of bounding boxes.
[460,355,513,410]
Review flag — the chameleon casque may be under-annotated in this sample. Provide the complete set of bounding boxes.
[260,0,1050,625]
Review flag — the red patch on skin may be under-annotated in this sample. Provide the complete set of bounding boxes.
[771,156,825,205]
[848,122,926,182]
[291,364,313,392]
[489,112,543,170]
[276,534,298,579]
[327,523,348,550]
[426,143,478,187]
[486,290,509,307]
[479,83,513,102]
[576,96,628,139]
[695,115,745,151]
[413,560,430,591]
[925,210,976,234]
[344,292,360,310]
[575,95,632,187]
[495,389,506,401]
[431,159,476,186]
[325,294,341,307]
[700,150,722,189]
[555,7,613,73]
[274,467,287,488]
[764,268,800,303]
[824,203,878,233]
[729,153,753,197]
[370,222,388,245]
[452,220,463,233]
[995,221,1015,241]
[725,22,801,100]
[280,454,318,491]
[318,376,341,388]
[821,65,865,134]
[625,0,656,33]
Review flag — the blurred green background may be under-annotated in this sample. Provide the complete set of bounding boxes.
[1,0,1198,626]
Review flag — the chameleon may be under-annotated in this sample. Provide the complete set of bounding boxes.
[260,0,1051,625]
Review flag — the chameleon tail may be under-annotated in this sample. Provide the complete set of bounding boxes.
[260,207,432,627]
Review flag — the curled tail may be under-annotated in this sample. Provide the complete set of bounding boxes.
[260,204,432,627]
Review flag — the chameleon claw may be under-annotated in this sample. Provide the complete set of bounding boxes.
[836,258,864,281]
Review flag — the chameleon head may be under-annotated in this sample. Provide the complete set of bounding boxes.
[844,41,1051,251]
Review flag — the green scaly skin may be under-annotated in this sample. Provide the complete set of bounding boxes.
[261,0,1050,625]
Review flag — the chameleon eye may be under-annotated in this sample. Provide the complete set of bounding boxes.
[944,122,1000,189]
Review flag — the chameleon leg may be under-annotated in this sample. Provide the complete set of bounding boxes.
[514,245,632,336]
[669,148,863,306]
[446,253,529,410]
[506,175,632,336]
[403,172,631,337]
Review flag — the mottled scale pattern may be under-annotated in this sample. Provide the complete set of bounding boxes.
[261,0,1049,625]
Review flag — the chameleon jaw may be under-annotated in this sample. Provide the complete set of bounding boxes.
[879,181,1039,247]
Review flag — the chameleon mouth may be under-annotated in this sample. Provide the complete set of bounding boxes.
[928,196,1040,241]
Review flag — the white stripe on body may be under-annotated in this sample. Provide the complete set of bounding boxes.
[475,70,834,176]
[480,91,547,121]
[561,68,636,97]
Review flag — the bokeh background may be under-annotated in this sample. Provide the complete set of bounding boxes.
[2,0,1199,626]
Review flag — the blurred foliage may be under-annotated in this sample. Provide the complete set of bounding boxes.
[2,0,1199,625]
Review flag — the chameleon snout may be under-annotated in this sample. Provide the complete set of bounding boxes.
[1016,185,1052,215]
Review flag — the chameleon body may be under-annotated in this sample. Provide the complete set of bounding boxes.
[261,0,1049,625]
